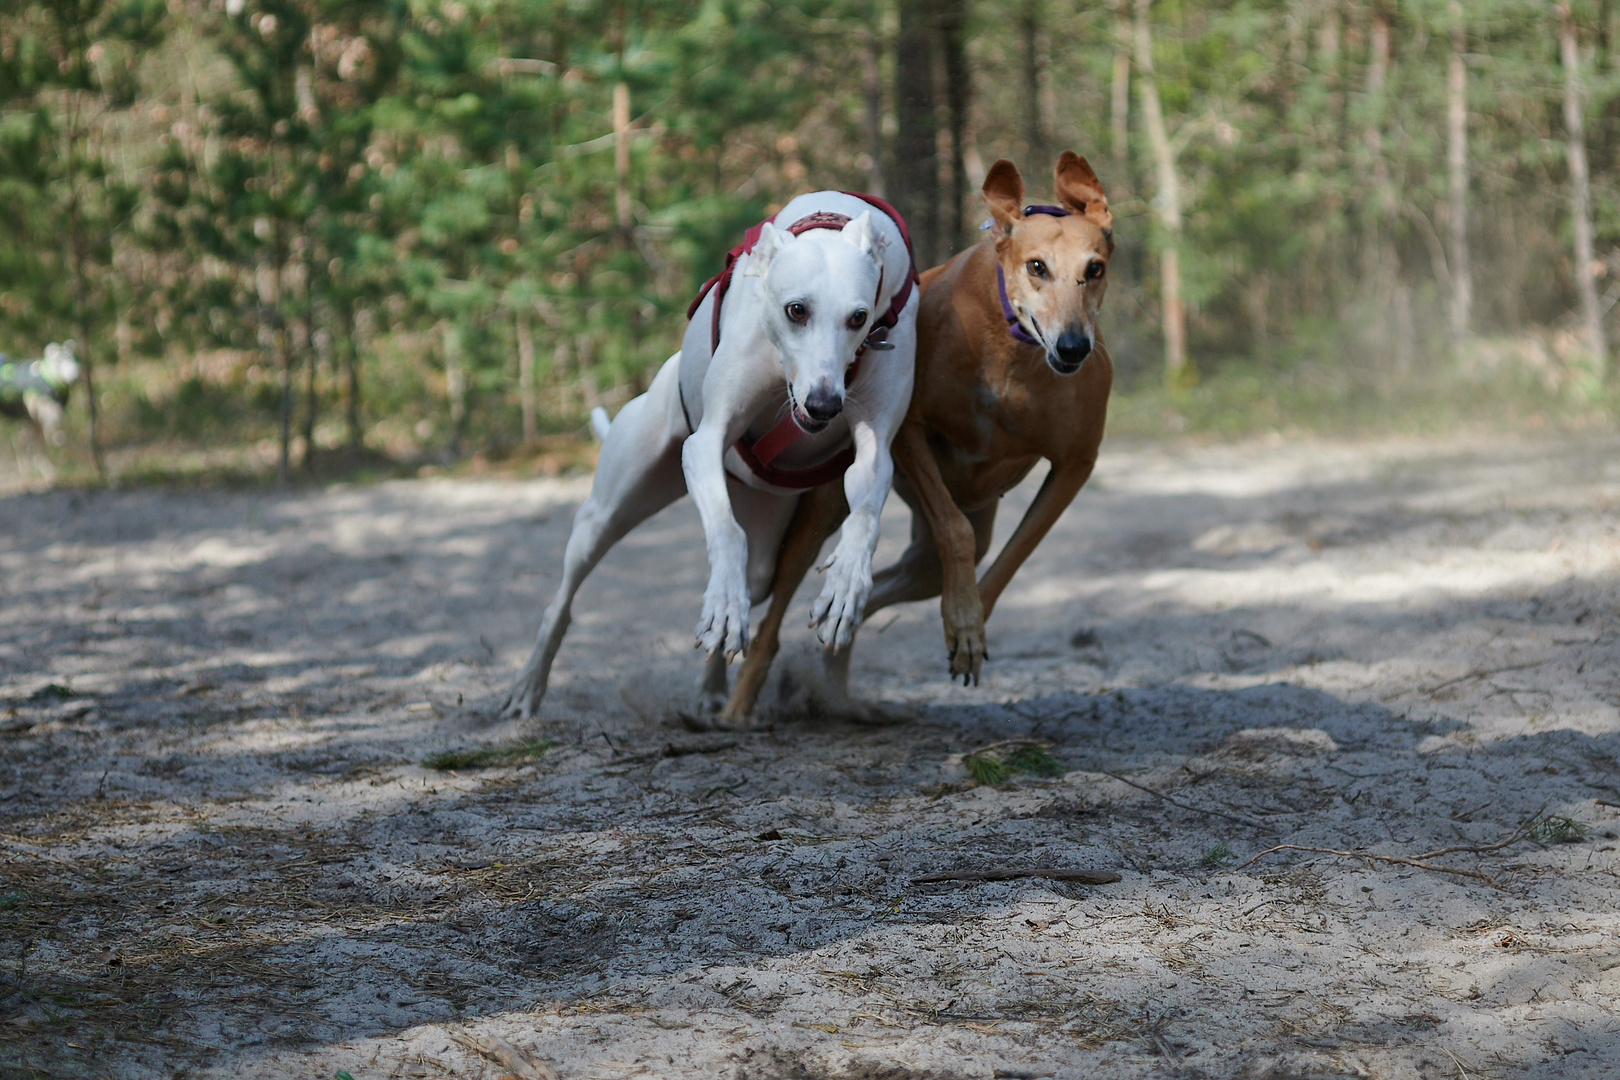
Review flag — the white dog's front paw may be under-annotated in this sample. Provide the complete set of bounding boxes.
[695,575,750,660]
[810,549,871,652]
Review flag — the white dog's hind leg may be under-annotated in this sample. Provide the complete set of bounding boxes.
[502,362,688,720]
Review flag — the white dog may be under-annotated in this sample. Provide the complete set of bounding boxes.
[500,191,919,721]
[0,341,80,445]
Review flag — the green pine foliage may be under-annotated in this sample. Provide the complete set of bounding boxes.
[2,0,1618,476]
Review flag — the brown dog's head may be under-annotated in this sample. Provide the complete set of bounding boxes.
[983,152,1113,374]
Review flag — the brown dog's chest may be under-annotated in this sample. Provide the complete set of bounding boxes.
[918,341,1111,509]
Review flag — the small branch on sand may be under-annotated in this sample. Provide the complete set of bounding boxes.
[449,1030,558,1080]
[910,867,1121,886]
[1238,843,1499,887]
[1420,659,1548,696]
[606,740,738,766]
[1093,769,1273,832]
[1237,808,1548,890]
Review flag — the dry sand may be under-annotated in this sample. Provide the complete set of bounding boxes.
[2,430,1619,1079]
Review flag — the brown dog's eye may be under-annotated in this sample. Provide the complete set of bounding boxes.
[785,302,808,324]
[1085,261,1106,282]
[1026,259,1048,279]
[846,309,868,331]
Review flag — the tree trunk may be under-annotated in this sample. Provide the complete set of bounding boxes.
[259,217,291,484]
[442,318,466,456]
[1319,1,1343,167]
[1446,4,1471,343]
[1562,4,1607,373]
[1362,8,1396,279]
[1108,0,1131,187]
[301,266,319,470]
[1359,5,1405,371]
[516,304,537,445]
[67,176,103,480]
[893,0,940,265]
[61,34,103,481]
[859,26,885,196]
[613,79,632,237]
[344,305,362,450]
[939,0,970,253]
[1132,0,1186,386]
[1019,0,1046,168]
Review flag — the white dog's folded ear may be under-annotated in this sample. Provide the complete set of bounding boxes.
[839,210,875,256]
[744,221,787,276]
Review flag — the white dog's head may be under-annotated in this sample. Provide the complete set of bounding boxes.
[744,212,882,433]
[42,341,80,388]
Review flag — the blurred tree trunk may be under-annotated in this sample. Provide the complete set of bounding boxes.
[300,264,319,470]
[893,0,940,265]
[256,215,292,484]
[1132,0,1186,387]
[859,25,885,197]
[344,306,363,451]
[939,0,969,253]
[1108,0,1131,187]
[1361,6,1406,374]
[613,79,632,237]
[1561,3,1606,374]
[1019,0,1046,168]
[57,14,104,479]
[515,303,537,445]
[1362,7,1396,269]
[443,318,466,456]
[1447,4,1471,344]
[66,160,102,479]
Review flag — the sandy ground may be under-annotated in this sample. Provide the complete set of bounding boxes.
[3,430,1620,1080]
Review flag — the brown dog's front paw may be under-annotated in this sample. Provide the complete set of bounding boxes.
[941,597,987,686]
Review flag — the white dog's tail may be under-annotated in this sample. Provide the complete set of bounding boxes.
[589,406,611,442]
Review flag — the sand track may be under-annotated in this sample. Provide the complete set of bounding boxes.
[3,431,1620,1079]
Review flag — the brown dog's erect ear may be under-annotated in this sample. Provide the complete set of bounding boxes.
[981,158,1025,237]
[1054,151,1112,233]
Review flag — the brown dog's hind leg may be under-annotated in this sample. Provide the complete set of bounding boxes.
[718,482,849,725]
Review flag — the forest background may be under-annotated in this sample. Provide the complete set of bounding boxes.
[2,0,1618,483]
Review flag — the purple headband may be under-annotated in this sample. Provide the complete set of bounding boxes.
[993,204,1071,345]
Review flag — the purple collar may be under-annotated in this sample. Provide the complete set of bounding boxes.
[997,204,1070,345]
[997,263,1040,346]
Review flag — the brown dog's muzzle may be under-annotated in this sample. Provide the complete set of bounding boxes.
[1052,330,1092,374]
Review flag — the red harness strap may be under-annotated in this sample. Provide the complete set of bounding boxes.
[683,192,919,489]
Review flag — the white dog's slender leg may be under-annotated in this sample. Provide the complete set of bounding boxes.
[502,361,688,720]
[690,478,802,715]
[810,304,917,651]
[683,418,756,660]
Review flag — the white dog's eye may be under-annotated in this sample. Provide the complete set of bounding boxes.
[846,309,868,331]
[1085,260,1106,282]
[785,302,809,324]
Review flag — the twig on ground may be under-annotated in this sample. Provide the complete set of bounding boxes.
[1092,769,1273,831]
[606,740,738,766]
[910,867,1121,886]
[449,1031,558,1080]
[1237,808,1547,889]
[1238,843,1499,887]
[1421,659,1548,696]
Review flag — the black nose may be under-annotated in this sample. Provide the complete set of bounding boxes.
[1055,331,1092,371]
[803,386,844,423]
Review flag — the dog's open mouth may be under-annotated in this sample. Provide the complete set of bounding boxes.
[1047,354,1086,376]
[788,392,831,435]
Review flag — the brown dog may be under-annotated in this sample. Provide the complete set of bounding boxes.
[715,152,1114,723]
